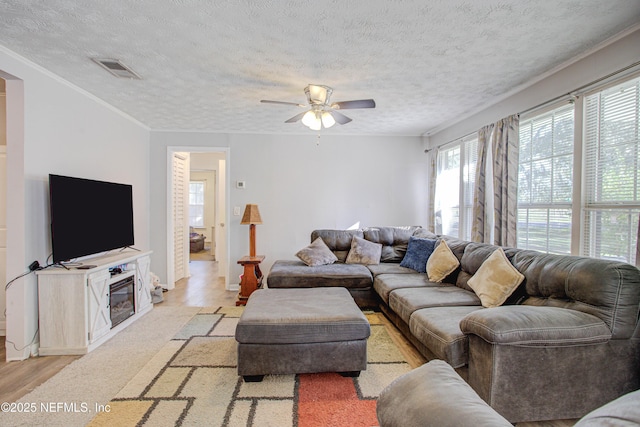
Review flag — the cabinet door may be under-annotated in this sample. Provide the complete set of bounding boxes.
[87,271,111,342]
[136,255,152,312]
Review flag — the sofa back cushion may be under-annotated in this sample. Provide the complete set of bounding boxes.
[511,250,640,339]
[364,226,422,262]
[312,226,421,263]
[311,229,363,262]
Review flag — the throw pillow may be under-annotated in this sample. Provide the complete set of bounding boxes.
[467,247,525,308]
[346,236,383,265]
[399,236,437,273]
[295,237,338,267]
[426,240,460,282]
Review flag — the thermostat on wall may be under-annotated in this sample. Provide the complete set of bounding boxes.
[236,181,246,189]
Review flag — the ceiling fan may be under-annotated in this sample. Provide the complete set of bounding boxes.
[261,84,376,130]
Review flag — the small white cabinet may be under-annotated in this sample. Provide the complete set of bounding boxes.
[87,269,112,343]
[36,250,153,355]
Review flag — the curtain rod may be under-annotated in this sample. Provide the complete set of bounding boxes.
[425,59,640,154]
[519,59,640,116]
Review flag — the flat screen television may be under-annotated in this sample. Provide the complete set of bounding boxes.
[49,174,135,263]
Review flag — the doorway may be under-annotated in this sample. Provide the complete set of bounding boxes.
[166,147,229,292]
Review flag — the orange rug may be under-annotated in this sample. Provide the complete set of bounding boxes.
[297,373,378,427]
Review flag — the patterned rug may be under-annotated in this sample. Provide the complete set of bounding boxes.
[86,307,412,427]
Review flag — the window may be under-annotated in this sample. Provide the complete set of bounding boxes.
[189,181,205,227]
[435,135,478,240]
[583,76,640,263]
[517,104,574,254]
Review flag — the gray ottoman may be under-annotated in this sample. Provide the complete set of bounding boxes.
[235,287,371,382]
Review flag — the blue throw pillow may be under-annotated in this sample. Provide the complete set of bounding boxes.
[399,237,437,273]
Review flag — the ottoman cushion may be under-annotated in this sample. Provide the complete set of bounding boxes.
[235,287,370,345]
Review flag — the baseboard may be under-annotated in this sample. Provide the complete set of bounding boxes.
[0,319,5,336]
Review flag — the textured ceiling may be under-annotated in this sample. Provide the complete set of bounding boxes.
[1,1,640,136]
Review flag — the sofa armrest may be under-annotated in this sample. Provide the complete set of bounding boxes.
[377,360,512,427]
[460,305,612,346]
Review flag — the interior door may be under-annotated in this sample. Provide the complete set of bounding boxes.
[172,152,189,283]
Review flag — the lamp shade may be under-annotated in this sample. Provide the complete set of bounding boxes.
[240,204,263,225]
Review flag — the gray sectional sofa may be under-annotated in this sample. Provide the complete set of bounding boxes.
[266,226,640,423]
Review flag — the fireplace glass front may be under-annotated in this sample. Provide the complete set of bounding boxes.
[110,275,135,327]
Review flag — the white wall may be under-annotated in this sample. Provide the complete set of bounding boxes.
[149,132,428,286]
[0,46,151,360]
[427,26,640,148]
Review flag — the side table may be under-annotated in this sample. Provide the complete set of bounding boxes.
[236,255,265,306]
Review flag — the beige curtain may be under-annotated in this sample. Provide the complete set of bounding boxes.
[472,115,519,247]
[472,125,494,242]
[426,149,438,233]
[636,216,640,266]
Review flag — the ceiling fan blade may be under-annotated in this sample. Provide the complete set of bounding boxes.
[284,111,307,123]
[331,99,376,110]
[330,110,352,125]
[261,100,306,107]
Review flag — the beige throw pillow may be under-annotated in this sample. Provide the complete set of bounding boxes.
[467,247,524,308]
[296,237,338,267]
[426,240,460,282]
[346,236,382,265]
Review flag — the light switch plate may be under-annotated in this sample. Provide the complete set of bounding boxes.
[236,181,246,189]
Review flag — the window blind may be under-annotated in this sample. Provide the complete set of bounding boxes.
[583,76,640,262]
[517,103,574,254]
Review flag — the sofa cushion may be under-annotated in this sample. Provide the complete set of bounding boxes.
[363,226,422,262]
[409,306,484,368]
[267,260,373,289]
[390,286,481,324]
[427,240,460,282]
[373,273,440,304]
[468,248,524,308]
[295,237,338,266]
[460,305,612,346]
[367,263,419,277]
[399,236,437,273]
[346,235,382,265]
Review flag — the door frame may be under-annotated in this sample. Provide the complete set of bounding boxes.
[166,146,230,290]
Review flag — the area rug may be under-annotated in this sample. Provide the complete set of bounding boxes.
[87,307,412,427]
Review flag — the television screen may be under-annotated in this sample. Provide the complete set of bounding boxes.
[49,174,135,263]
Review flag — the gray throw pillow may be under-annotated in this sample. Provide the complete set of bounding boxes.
[345,236,382,265]
[296,237,338,266]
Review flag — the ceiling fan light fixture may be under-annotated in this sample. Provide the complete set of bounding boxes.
[321,111,336,128]
[302,110,318,128]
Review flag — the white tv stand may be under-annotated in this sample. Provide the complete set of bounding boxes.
[36,250,153,355]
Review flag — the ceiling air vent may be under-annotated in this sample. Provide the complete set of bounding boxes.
[92,58,141,79]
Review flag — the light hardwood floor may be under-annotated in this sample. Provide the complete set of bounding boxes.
[0,259,576,425]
